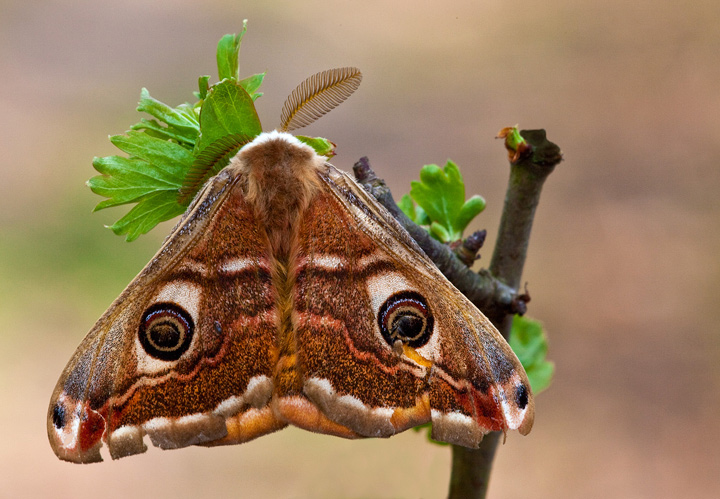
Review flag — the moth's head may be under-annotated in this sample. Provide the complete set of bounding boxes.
[230,130,327,218]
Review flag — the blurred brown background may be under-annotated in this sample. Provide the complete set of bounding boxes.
[1,0,718,497]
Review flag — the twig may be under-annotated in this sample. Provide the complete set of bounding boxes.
[448,129,562,499]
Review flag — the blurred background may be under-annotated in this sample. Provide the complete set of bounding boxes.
[1,0,718,497]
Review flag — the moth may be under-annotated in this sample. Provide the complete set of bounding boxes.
[48,68,534,463]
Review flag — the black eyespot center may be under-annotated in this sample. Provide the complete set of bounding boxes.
[149,321,182,349]
[392,314,425,340]
[378,291,434,349]
[138,303,194,361]
[516,383,529,409]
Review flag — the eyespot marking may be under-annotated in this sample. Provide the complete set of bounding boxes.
[377,291,434,348]
[138,303,194,361]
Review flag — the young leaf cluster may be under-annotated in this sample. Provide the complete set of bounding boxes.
[87,21,345,241]
[87,22,258,241]
[398,161,486,243]
[87,90,200,240]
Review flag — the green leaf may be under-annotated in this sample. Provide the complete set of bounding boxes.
[295,135,335,157]
[90,132,190,213]
[501,126,526,152]
[135,88,199,144]
[108,191,186,242]
[398,194,431,226]
[414,205,430,225]
[509,315,554,394]
[239,73,265,101]
[456,195,486,232]
[193,79,262,155]
[429,221,451,242]
[196,75,210,100]
[177,79,262,203]
[89,156,182,209]
[398,194,417,221]
[216,20,247,81]
[409,160,484,242]
[131,119,193,145]
[412,422,449,446]
[110,132,193,178]
[89,137,188,240]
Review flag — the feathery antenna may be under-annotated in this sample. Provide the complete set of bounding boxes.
[280,67,362,131]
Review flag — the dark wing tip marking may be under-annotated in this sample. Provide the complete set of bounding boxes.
[52,403,66,429]
[516,383,529,410]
